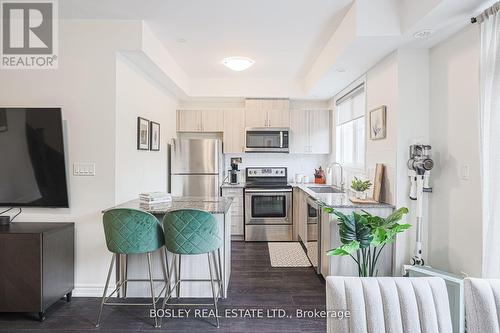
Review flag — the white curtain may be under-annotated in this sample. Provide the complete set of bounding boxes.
[480,4,500,278]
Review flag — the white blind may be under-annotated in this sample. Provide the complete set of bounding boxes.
[336,88,365,125]
[335,84,366,169]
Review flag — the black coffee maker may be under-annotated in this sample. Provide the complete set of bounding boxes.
[229,157,242,184]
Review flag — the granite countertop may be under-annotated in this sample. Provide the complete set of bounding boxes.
[291,183,394,209]
[103,197,233,215]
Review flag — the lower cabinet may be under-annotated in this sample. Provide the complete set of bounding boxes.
[221,187,244,236]
[0,222,75,320]
[324,207,394,277]
[296,188,308,244]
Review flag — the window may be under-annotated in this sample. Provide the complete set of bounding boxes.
[335,86,365,169]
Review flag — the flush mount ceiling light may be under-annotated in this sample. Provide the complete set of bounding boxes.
[222,57,255,71]
[413,29,434,39]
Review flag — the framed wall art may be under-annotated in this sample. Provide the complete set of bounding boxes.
[150,121,160,151]
[369,106,386,140]
[137,117,150,150]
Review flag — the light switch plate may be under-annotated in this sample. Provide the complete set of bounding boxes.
[73,163,95,176]
[461,164,470,180]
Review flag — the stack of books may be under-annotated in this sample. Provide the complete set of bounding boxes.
[139,192,172,206]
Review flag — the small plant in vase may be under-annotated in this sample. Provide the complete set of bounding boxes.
[325,207,410,277]
[351,177,372,200]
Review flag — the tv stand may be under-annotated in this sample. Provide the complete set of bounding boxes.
[0,222,74,321]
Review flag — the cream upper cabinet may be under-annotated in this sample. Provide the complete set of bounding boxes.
[177,109,223,132]
[245,108,268,127]
[245,99,290,127]
[223,109,245,153]
[177,110,201,132]
[267,109,290,127]
[290,109,330,154]
[201,110,223,132]
[290,109,309,154]
[308,109,330,154]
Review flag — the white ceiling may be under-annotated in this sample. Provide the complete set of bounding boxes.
[60,0,492,99]
[60,0,352,79]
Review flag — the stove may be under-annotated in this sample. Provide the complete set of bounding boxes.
[244,167,293,241]
[245,167,290,189]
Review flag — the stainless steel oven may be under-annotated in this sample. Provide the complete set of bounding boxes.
[245,188,292,224]
[244,167,292,241]
[245,127,289,153]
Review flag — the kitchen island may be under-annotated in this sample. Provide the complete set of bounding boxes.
[102,196,232,298]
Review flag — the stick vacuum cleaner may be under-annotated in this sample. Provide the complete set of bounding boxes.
[407,144,434,266]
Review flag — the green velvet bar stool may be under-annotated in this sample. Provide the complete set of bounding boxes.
[161,209,223,328]
[96,208,169,328]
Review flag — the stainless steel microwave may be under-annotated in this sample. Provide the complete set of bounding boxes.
[245,127,290,153]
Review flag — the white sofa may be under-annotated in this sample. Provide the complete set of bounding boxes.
[464,278,500,333]
[326,276,453,333]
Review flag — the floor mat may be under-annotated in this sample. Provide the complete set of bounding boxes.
[268,242,311,267]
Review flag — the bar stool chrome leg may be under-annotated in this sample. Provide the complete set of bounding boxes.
[96,254,115,327]
[160,253,177,328]
[146,252,159,328]
[176,254,182,298]
[211,250,221,298]
[207,252,220,328]
[215,248,223,297]
[123,254,128,298]
[161,248,170,287]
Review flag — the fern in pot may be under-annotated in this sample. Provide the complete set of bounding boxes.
[324,207,410,277]
[351,176,372,200]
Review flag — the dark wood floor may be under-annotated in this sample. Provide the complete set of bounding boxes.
[0,242,326,332]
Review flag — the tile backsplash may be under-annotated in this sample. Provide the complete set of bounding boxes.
[223,153,330,183]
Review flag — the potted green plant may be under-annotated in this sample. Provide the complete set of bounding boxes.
[324,207,410,277]
[351,177,372,199]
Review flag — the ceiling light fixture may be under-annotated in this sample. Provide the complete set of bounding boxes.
[222,57,255,71]
[413,29,434,39]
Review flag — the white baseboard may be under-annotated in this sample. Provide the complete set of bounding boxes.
[72,284,116,297]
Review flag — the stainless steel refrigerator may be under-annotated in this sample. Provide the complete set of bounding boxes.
[169,138,223,197]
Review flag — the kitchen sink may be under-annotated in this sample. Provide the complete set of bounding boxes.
[307,186,344,194]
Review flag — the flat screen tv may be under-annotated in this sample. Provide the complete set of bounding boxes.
[0,108,69,207]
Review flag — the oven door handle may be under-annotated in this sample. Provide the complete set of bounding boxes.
[245,188,292,193]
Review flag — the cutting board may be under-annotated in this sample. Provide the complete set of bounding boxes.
[349,164,384,204]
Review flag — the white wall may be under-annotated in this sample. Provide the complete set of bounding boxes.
[428,24,482,277]
[394,49,430,273]
[115,55,178,203]
[330,49,431,274]
[0,20,180,295]
[330,53,399,204]
[365,52,399,204]
[0,20,144,295]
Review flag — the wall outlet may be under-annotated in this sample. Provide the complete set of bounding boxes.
[73,163,95,176]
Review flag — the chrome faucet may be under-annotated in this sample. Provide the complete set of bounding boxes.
[327,162,344,191]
